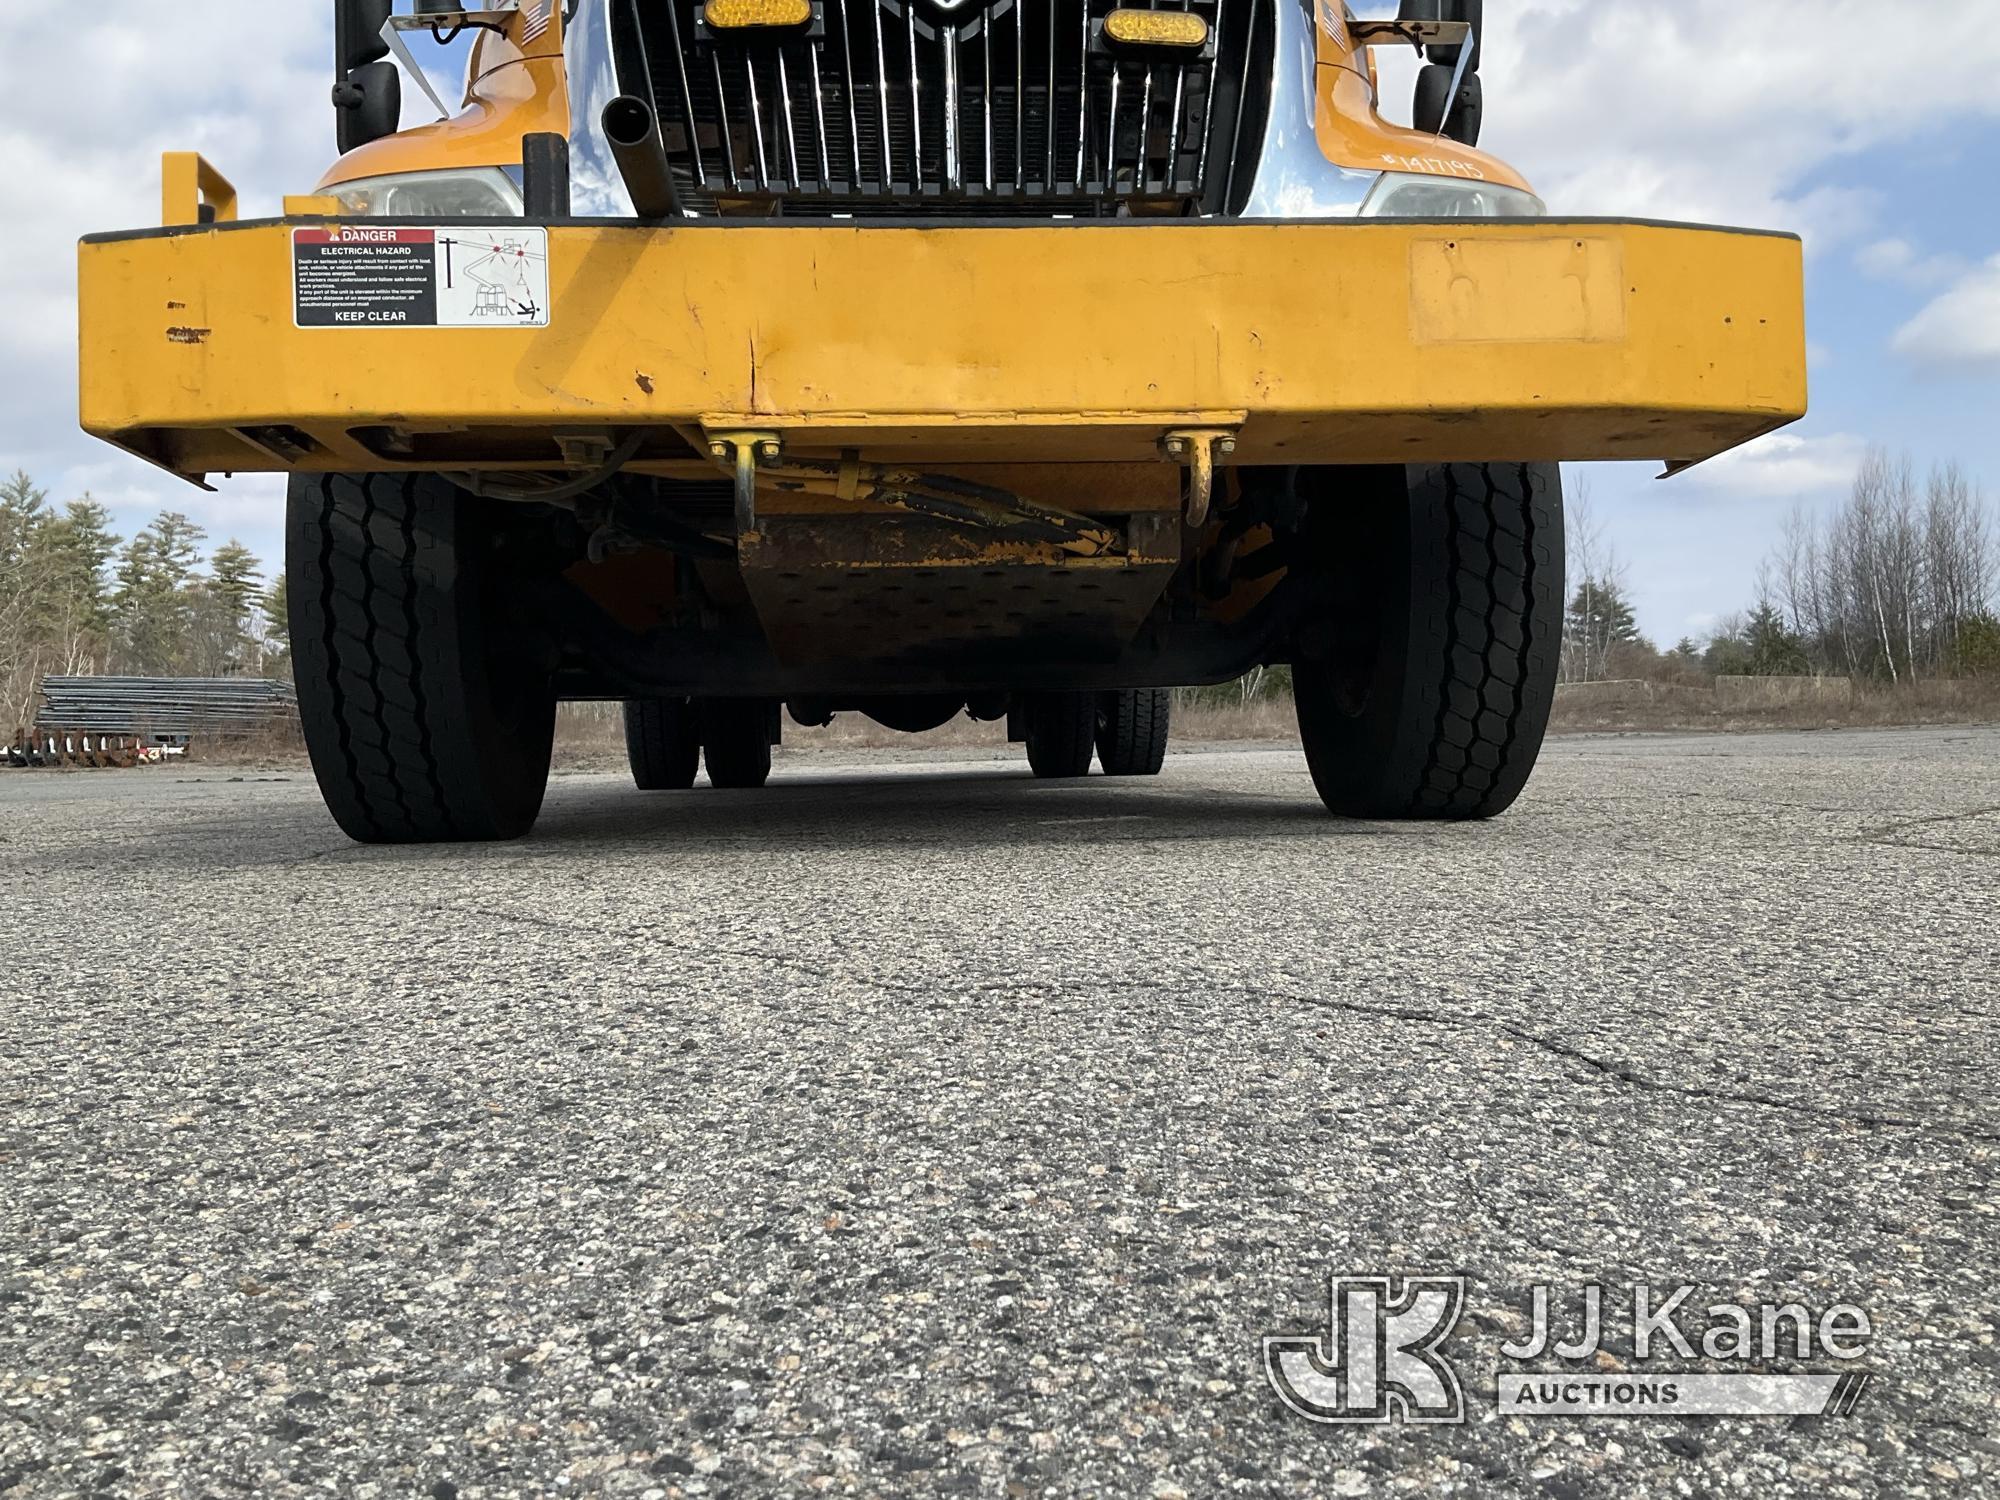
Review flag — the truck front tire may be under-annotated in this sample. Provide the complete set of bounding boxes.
[289,473,556,844]
[1292,462,1564,820]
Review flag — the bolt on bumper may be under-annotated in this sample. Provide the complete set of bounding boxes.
[78,217,1807,489]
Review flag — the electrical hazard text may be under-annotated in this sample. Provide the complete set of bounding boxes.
[293,226,550,330]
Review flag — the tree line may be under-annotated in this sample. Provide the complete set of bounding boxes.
[0,472,287,729]
[5,451,1994,730]
[1561,454,1999,685]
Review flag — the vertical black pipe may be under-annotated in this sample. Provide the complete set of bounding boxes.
[522,132,572,217]
[602,96,682,218]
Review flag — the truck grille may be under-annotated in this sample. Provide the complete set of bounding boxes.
[629,0,1273,216]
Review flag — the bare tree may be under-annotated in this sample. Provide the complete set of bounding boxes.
[1561,477,1637,683]
[1756,448,1996,682]
[1925,462,1991,666]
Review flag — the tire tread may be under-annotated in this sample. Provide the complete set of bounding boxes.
[289,473,551,842]
[1297,462,1562,821]
[1096,689,1171,776]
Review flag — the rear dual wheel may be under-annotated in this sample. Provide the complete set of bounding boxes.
[1022,690,1171,779]
[1022,693,1095,779]
[1096,689,1171,777]
[623,698,700,790]
[700,701,775,789]
[623,698,774,790]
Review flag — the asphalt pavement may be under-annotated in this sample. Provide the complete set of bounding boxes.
[2,727,1996,1498]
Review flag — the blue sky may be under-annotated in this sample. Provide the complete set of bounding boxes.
[3,1,1998,644]
[1564,126,2000,643]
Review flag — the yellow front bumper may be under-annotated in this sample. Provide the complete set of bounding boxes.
[79,218,1805,481]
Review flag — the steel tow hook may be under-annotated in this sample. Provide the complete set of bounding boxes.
[1162,429,1239,529]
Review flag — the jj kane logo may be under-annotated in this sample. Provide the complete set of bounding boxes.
[1264,1276,1468,1425]
[1263,1275,1875,1426]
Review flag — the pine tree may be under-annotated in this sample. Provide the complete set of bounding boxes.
[1563,575,1642,681]
[111,512,208,674]
[0,470,49,575]
[262,573,292,655]
[209,541,261,625]
[1743,601,1811,675]
[1568,577,1641,647]
[1957,613,2000,676]
[149,513,206,582]
[41,498,117,634]
[1,475,111,722]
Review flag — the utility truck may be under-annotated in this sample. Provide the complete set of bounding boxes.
[77,0,1806,841]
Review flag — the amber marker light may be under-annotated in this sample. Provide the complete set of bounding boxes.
[1103,8,1210,48]
[705,0,811,30]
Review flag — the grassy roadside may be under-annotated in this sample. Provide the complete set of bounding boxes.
[1545,678,2000,736]
[42,677,1998,776]
[542,681,2000,772]
[544,696,1302,773]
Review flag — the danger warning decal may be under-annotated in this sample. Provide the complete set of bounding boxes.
[293,226,550,329]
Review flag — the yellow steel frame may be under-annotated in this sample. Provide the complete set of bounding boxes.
[160,154,238,229]
[78,218,1806,486]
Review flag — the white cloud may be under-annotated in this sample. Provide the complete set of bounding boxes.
[1679,432,1868,498]
[0,6,359,566]
[1891,257,2000,372]
[1855,238,1917,278]
[1374,1,2000,246]
[1855,238,1968,288]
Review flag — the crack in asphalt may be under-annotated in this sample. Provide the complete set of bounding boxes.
[1856,837,2000,859]
[1484,1022,2000,1146]
[1277,989,2000,1146]
[1848,802,2000,859]
[450,900,2000,1148]
[1865,802,2000,838]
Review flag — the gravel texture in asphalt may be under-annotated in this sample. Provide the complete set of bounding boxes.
[2,727,1996,1499]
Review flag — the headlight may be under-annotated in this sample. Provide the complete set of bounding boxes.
[1360,173,1545,219]
[324,168,525,218]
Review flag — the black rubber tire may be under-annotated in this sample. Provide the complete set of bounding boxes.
[1095,689,1171,777]
[624,698,700,790]
[1023,692,1097,779]
[1293,462,1563,821]
[289,472,555,843]
[700,700,774,789]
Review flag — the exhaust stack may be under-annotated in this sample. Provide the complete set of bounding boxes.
[601,95,680,219]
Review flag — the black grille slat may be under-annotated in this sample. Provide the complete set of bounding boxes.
[832,0,863,180]
[658,0,708,186]
[648,0,1268,215]
[775,50,801,185]
[1221,0,1254,207]
[1016,0,1028,189]
[809,40,833,181]
[709,49,741,182]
